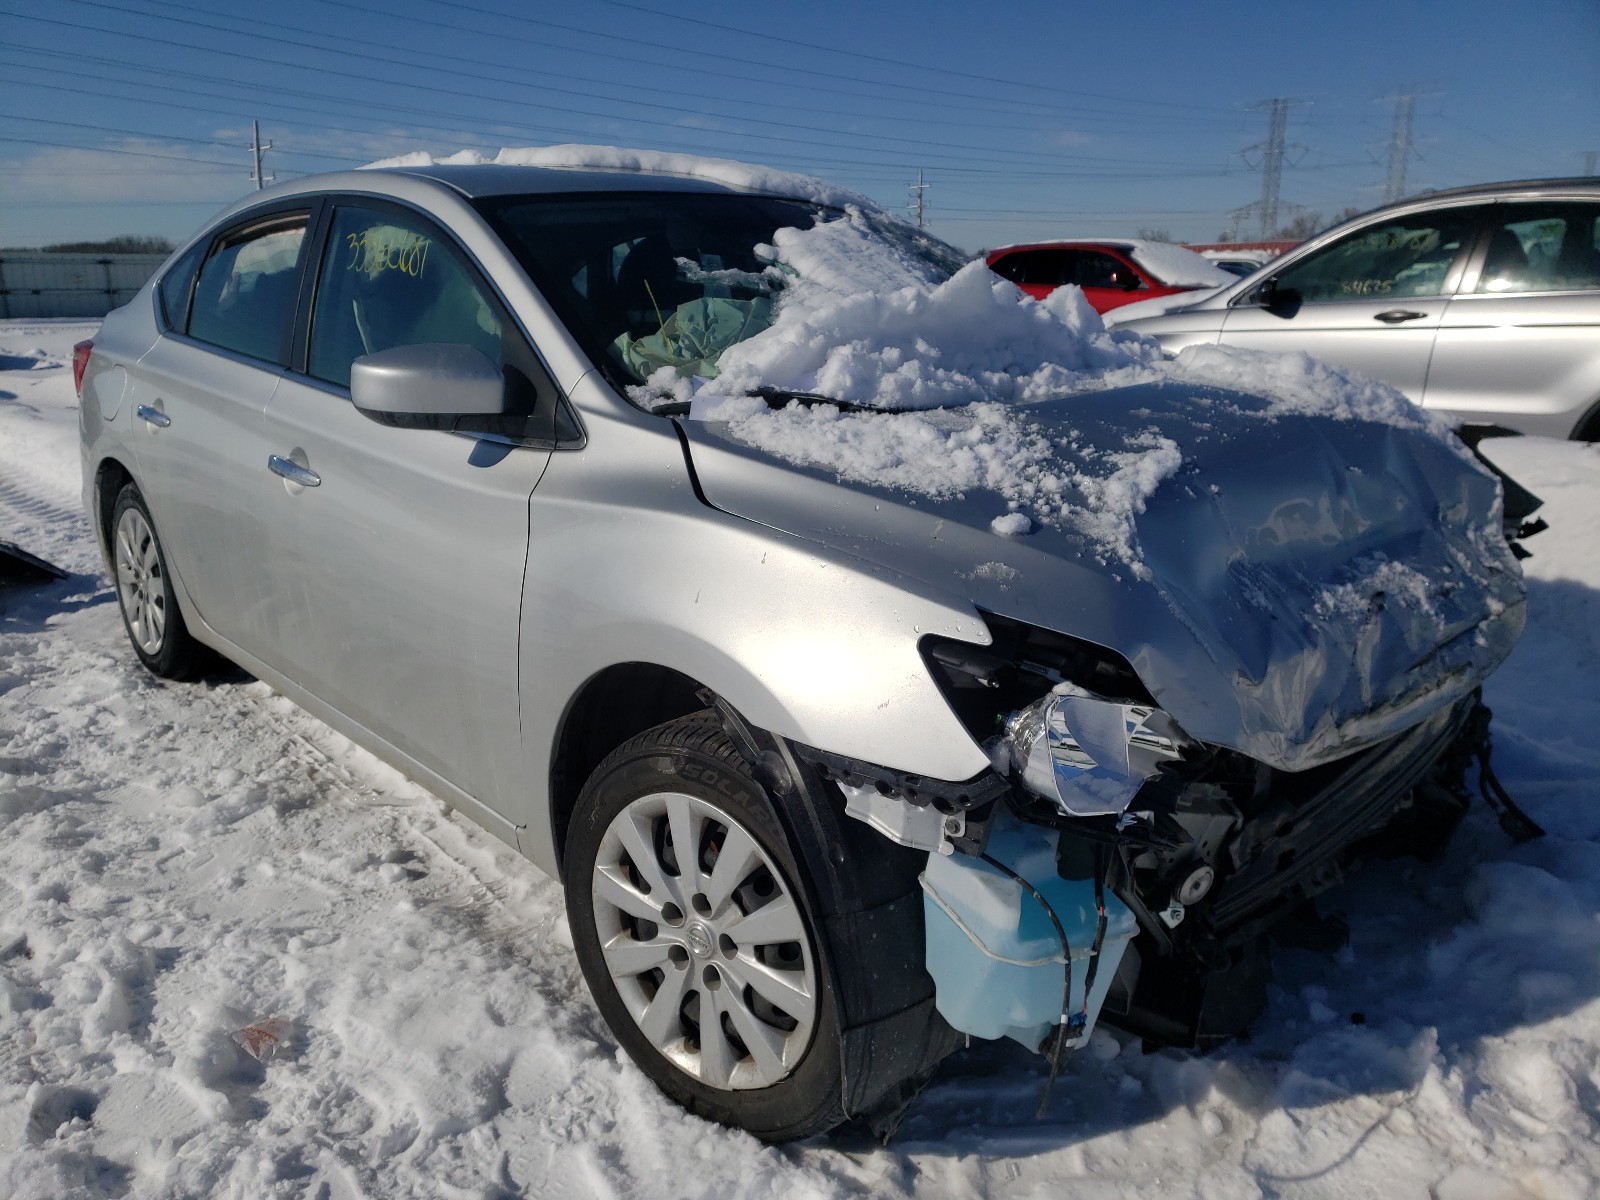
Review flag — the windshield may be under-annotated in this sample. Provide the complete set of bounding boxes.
[478,191,963,397]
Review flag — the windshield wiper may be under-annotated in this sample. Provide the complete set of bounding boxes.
[750,386,873,413]
[651,386,874,420]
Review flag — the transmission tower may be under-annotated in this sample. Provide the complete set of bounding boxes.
[1380,92,1424,203]
[1241,99,1306,238]
[907,169,929,230]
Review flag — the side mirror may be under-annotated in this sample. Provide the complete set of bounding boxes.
[350,343,505,427]
[1256,276,1301,316]
[1120,273,1143,291]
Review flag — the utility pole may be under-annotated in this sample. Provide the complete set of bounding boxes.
[248,120,274,190]
[907,169,928,230]
[1380,91,1423,203]
[1241,99,1305,239]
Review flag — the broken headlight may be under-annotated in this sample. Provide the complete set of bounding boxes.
[1004,689,1189,817]
[921,612,1193,817]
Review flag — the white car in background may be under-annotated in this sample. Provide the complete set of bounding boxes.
[1116,179,1600,440]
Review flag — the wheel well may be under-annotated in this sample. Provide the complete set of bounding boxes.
[93,457,134,559]
[548,662,708,878]
[1573,395,1600,442]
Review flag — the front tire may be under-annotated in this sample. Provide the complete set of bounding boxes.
[565,714,847,1140]
[110,483,204,679]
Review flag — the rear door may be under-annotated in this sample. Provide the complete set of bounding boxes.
[126,206,310,647]
[1424,199,1600,436]
[258,198,552,814]
[1218,204,1481,401]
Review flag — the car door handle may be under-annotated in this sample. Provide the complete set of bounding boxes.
[1373,309,1428,324]
[267,455,321,488]
[135,403,171,428]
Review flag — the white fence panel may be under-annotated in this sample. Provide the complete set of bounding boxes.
[0,253,168,319]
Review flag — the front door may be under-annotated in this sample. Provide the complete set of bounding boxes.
[258,202,552,815]
[1219,205,1482,402]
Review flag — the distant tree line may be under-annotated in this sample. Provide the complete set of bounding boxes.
[34,236,176,254]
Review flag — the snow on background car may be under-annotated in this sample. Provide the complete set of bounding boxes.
[1108,239,1236,289]
[3,312,1599,1198]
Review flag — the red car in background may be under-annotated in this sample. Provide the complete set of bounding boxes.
[986,238,1234,315]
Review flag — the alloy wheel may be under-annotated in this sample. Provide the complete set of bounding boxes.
[590,790,818,1091]
[114,506,166,656]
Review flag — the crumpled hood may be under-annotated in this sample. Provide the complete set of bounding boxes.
[679,382,1527,772]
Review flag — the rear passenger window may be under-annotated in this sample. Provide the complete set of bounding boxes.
[1475,202,1600,294]
[307,206,504,389]
[187,217,308,362]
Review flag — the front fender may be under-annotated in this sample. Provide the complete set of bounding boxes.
[515,394,991,872]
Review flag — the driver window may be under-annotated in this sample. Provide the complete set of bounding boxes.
[1272,208,1478,303]
[308,206,504,388]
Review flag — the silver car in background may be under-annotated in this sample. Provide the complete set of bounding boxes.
[75,159,1540,1142]
[1116,178,1600,440]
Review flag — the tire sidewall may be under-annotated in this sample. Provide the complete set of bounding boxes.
[565,722,845,1140]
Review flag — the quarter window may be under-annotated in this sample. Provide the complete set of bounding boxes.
[1272,208,1478,302]
[1475,202,1600,294]
[308,206,504,388]
[157,239,206,330]
[186,217,308,361]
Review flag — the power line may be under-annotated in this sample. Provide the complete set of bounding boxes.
[0,134,303,175]
[9,2,1231,175]
[305,0,1235,131]
[582,0,1240,117]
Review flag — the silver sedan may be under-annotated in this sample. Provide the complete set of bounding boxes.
[1114,178,1600,440]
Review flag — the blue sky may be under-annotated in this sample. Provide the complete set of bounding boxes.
[1,0,1595,250]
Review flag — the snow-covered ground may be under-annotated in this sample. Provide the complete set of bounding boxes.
[2,318,1598,1199]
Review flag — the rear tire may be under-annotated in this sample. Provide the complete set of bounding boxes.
[110,483,205,679]
[565,714,850,1140]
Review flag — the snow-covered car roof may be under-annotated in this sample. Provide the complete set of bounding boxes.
[361,144,877,210]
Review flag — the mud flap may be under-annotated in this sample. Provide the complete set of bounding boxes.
[0,541,68,587]
[840,994,964,1140]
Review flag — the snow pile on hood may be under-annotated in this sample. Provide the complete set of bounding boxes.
[364,147,1483,573]
[1112,342,1466,435]
[671,207,1469,570]
[363,143,875,211]
[682,230,1156,413]
[699,396,1184,572]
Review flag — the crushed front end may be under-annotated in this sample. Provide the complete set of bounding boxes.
[801,600,1537,1062]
